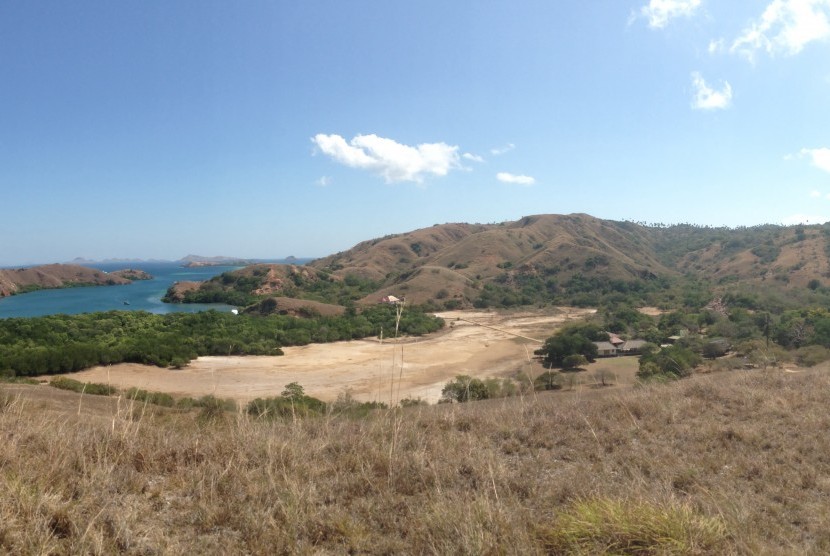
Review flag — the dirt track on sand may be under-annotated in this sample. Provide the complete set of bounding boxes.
[58,308,595,404]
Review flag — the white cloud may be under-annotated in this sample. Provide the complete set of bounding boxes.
[691,72,733,110]
[315,176,331,187]
[311,133,462,183]
[731,0,830,61]
[708,38,725,54]
[496,172,536,186]
[810,189,823,197]
[490,143,515,156]
[463,152,485,163]
[800,147,830,172]
[636,0,702,29]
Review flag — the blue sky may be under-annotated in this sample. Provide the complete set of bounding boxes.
[2,1,830,265]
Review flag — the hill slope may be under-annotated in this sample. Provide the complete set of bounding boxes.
[2,369,829,553]
[172,213,830,309]
[0,264,135,297]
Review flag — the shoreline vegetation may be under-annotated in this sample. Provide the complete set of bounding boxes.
[0,306,444,377]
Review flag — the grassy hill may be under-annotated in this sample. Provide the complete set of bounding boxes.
[2,368,829,553]
[170,213,830,311]
[0,264,138,297]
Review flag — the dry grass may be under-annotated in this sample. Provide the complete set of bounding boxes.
[2,369,830,554]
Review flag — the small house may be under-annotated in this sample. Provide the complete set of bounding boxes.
[594,341,618,357]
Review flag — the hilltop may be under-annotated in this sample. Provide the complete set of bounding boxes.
[168,213,830,310]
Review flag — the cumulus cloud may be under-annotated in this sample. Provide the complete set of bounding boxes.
[496,172,536,186]
[708,39,725,54]
[800,147,830,172]
[463,152,485,163]
[490,143,515,156]
[311,133,462,183]
[636,0,702,28]
[731,0,830,61]
[691,72,733,110]
[315,176,331,187]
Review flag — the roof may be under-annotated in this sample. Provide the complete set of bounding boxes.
[607,333,624,345]
[620,339,648,350]
[594,341,618,351]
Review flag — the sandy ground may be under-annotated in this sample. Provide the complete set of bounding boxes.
[56,308,600,405]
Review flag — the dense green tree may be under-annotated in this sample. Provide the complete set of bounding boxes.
[0,306,443,377]
[441,375,490,403]
[535,324,604,368]
[637,345,701,380]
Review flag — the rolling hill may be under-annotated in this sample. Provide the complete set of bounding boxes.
[168,213,830,309]
[0,264,143,298]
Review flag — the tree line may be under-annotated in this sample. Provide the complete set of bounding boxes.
[0,305,443,377]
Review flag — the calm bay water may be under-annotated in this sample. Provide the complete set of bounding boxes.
[0,263,251,318]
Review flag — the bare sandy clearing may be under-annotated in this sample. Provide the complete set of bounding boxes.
[57,308,595,404]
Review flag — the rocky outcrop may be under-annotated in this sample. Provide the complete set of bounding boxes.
[110,269,154,281]
[161,281,202,303]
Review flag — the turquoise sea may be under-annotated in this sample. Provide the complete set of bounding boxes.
[0,262,301,319]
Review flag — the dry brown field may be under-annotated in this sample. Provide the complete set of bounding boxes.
[53,308,626,405]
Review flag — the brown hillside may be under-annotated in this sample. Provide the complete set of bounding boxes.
[171,214,830,309]
[313,214,673,304]
[311,223,490,281]
[244,296,345,317]
[0,264,131,297]
[675,225,830,289]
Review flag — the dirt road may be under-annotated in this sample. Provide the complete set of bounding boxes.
[59,308,596,404]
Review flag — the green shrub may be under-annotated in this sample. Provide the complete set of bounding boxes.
[637,345,701,381]
[534,371,563,391]
[124,387,175,407]
[330,389,387,417]
[196,395,236,421]
[441,375,490,403]
[49,377,117,396]
[247,385,327,419]
[795,345,830,367]
[399,397,428,407]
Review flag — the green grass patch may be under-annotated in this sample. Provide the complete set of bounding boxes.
[538,497,729,555]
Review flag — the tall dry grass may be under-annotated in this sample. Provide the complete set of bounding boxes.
[2,369,830,554]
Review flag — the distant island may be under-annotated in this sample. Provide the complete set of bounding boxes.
[0,264,152,298]
[179,255,253,268]
[67,257,170,265]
